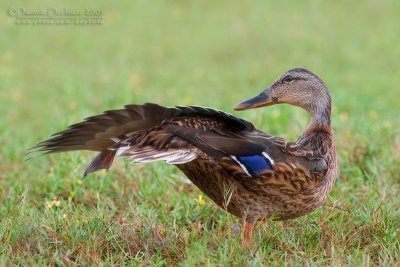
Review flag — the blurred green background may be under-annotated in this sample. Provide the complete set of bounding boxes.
[1,1,399,266]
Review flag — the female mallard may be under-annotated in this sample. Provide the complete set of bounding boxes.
[31,68,336,244]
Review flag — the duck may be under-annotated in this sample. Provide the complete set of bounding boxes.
[31,68,336,244]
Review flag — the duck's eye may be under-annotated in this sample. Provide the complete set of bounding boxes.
[282,75,294,83]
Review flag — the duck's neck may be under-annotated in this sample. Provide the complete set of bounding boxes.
[297,104,337,199]
[310,106,331,126]
[297,106,333,157]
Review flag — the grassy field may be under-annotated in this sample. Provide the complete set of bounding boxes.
[1,1,399,266]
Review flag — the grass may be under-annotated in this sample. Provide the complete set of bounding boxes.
[1,0,399,265]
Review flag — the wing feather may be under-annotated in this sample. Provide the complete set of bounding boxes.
[30,103,254,156]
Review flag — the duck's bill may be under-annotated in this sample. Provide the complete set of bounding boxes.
[234,88,274,111]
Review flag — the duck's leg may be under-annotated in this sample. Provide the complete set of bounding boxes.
[242,221,253,246]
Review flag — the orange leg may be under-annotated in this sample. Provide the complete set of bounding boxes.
[242,221,253,246]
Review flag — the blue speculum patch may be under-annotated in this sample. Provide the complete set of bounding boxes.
[236,154,272,176]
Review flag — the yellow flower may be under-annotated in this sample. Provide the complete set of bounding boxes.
[45,201,53,209]
[69,191,76,198]
[101,169,108,175]
[198,195,206,205]
[77,179,83,185]
[46,197,61,209]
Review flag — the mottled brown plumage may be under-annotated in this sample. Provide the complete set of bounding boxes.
[30,68,336,242]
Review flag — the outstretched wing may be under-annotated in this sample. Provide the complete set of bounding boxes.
[29,103,255,176]
[29,103,254,155]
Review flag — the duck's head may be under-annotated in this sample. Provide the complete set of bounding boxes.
[234,68,331,121]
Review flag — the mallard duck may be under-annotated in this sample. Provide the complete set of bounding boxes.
[31,68,336,244]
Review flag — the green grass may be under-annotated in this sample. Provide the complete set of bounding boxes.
[1,0,400,266]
